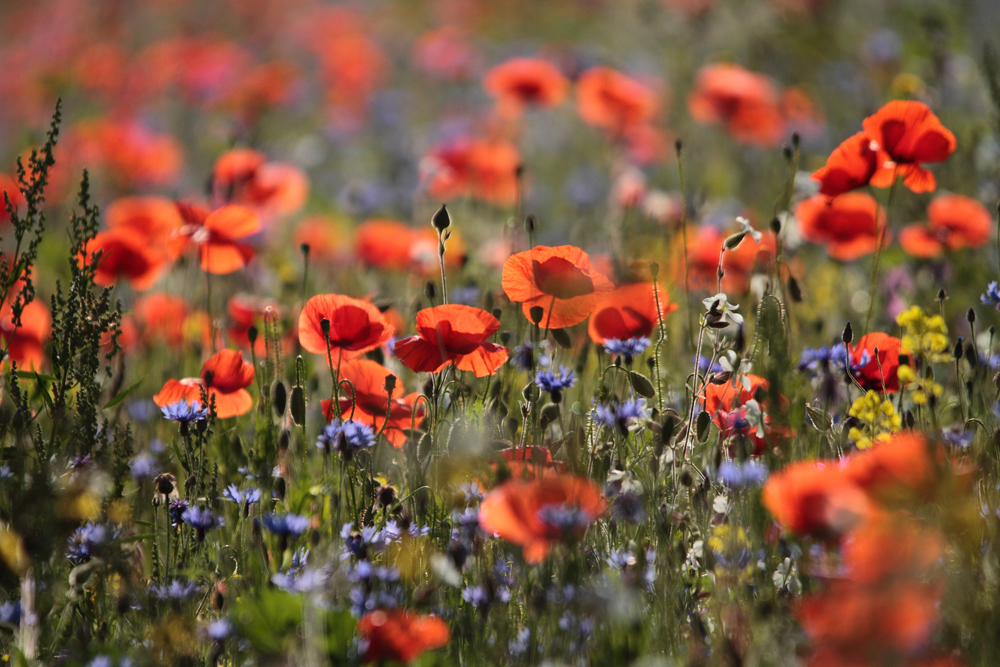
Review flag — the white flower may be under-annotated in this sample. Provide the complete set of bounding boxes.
[702,293,744,327]
[736,216,762,243]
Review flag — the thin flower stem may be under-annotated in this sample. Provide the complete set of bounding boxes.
[863,174,898,336]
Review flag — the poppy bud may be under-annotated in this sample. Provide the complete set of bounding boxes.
[273,476,286,500]
[529,306,544,325]
[965,343,978,367]
[500,331,511,346]
[291,387,305,426]
[954,338,964,360]
[770,217,781,234]
[782,144,793,160]
[675,138,683,153]
[247,326,258,346]
[734,323,746,353]
[649,261,659,278]
[937,288,947,302]
[424,281,436,300]
[842,322,853,345]
[271,381,287,416]
[320,318,331,337]
[384,374,397,393]
[185,474,196,493]
[792,132,800,149]
[724,231,747,249]
[524,214,536,234]
[540,403,560,427]
[432,204,451,231]
[680,469,693,487]
[492,307,502,320]
[300,243,310,258]
[203,370,214,388]
[968,308,976,324]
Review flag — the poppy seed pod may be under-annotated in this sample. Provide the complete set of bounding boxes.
[432,204,451,231]
[529,306,544,325]
[649,261,659,278]
[247,325,258,346]
[492,307,502,320]
[384,374,397,393]
[320,318,331,337]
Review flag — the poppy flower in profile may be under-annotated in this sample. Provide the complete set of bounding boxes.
[420,138,521,206]
[153,349,255,419]
[394,305,508,377]
[862,100,956,193]
[323,359,424,448]
[502,245,614,329]
[483,57,569,115]
[83,229,169,291]
[761,459,871,538]
[811,132,880,198]
[587,282,677,344]
[899,194,992,257]
[356,609,450,664]
[576,67,660,134]
[177,202,261,275]
[687,63,784,147]
[106,196,187,260]
[0,300,51,370]
[796,192,888,261]
[478,474,606,563]
[298,294,394,362]
[849,332,902,393]
[490,446,568,483]
[212,148,309,218]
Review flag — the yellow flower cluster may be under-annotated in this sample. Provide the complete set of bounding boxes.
[896,365,944,405]
[847,390,902,449]
[896,305,951,364]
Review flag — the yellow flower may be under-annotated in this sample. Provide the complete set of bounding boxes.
[848,391,900,450]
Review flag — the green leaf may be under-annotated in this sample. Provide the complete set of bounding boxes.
[232,589,304,655]
[550,328,572,349]
[15,370,56,382]
[103,378,143,410]
[805,404,832,432]
[696,411,712,442]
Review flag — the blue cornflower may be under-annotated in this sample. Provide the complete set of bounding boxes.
[205,619,232,642]
[509,628,531,657]
[941,426,974,449]
[536,503,592,536]
[593,398,651,432]
[149,579,200,601]
[128,453,156,480]
[272,568,328,593]
[88,656,113,667]
[717,460,769,488]
[261,513,310,538]
[603,337,651,363]
[222,484,262,508]
[509,342,537,371]
[797,345,849,376]
[160,400,208,423]
[0,601,21,627]
[982,281,1000,310]
[181,506,224,540]
[461,585,491,608]
[0,465,12,481]
[67,523,115,564]
[316,419,375,455]
[339,523,387,560]
[458,481,484,504]
[694,355,724,374]
[535,365,577,395]
[167,499,189,527]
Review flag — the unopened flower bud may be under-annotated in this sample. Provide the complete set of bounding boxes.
[432,204,451,231]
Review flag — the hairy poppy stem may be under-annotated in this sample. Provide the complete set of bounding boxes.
[676,140,694,351]
[863,174,898,336]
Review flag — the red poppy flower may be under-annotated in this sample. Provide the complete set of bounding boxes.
[702,373,786,453]
[849,332,902,393]
[780,87,825,140]
[413,26,481,81]
[298,294,393,361]
[212,148,308,218]
[587,282,677,344]
[761,459,871,538]
[483,57,569,114]
[679,225,775,294]
[861,100,956,193]
[70,118,183,188]
[153,349,255,419]
[421,138,521,206]
[687,63,784,147]
[490,446,568,483]
[811,132,880,198]
[133,292,189,349]
[106,196,187,260]
[354,219,418,271]
[796,192,888,261]
[294,216,348,263]
[576,67,660,134]
[228,295,293,355]
[177,202,261,275]
[478,474,606,563]
[323,359,424,448]
[83,229,169,291]
[394,305,508,377]
[899,194,992,257]
[502,245,614,329]
[0,300,51,370]
[844,432,938,499]
[356,609,450,664]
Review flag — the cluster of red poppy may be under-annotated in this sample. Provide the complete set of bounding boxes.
[763,432,962,665]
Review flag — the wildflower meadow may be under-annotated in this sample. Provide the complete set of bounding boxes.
[3,0,1000,665]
